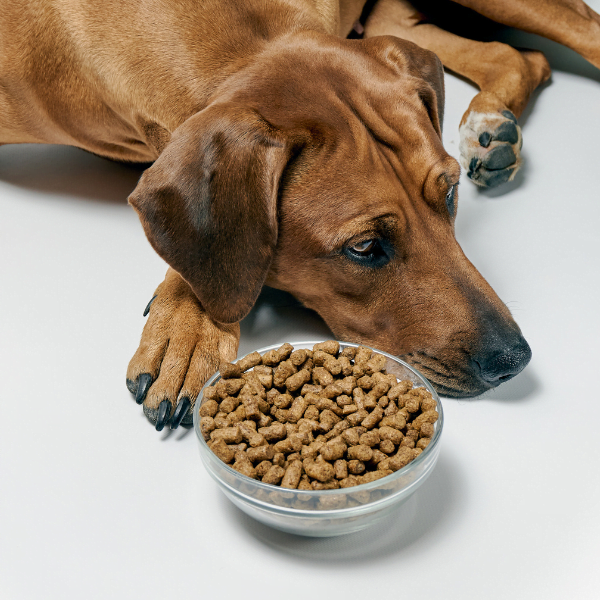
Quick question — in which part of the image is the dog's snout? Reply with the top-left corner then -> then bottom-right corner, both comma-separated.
472,335 -> 532,385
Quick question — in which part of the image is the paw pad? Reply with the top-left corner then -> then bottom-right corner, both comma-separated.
459,110 -> 522,188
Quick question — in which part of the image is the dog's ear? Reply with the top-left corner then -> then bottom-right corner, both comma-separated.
128,104 -> 295,324
362,36 -> 445,136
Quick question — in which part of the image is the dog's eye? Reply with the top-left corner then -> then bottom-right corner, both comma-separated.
344,239 -> 391,267
446,184 -> 457,217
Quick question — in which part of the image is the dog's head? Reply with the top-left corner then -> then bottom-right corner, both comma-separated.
129,33 -> 531,397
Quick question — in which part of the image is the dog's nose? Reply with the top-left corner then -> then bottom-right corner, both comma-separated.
472,336 -> 532,385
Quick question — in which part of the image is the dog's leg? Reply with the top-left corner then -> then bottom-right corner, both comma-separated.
363,0 -> 551,187
452,0 -> 600,69
126,269 -> 239,430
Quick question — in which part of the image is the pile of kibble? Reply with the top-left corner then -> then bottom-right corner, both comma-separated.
198,341 -> 438,491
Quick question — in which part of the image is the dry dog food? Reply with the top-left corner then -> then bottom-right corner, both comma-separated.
199,341 -> 438,491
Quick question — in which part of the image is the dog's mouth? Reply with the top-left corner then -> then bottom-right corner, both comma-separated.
400,352 -> 491,397
324,322 -> 532,398
399,351 -> 488,398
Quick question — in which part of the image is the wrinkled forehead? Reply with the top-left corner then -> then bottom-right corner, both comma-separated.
229,32 -> 445,162
345,80 -> 448,184
283,99 -> 454,219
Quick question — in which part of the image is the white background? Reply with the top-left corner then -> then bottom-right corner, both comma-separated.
2,10 -> 600,600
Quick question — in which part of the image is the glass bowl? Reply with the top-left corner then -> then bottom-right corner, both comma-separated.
193,341 -> 443,537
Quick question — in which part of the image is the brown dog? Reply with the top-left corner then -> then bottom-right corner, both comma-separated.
2,0 -> 598,429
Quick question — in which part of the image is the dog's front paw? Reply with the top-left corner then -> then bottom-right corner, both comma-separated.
459,109 -> 522,188
126,269 -> 239,431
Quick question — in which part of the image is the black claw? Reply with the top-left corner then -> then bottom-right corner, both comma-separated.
478,131 -> 492,148
155,400 -> 171,431
143,295 -> 157,317
482,145 -> 516,170
494,121 -> 519,144
170,397 -> 192,430
135,373 -> 152,404
469,156 -> 479,171
468,156 -> 481,178
501,110 -> 518,123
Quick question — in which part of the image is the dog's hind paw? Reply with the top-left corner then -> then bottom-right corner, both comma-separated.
459,110 -> 522,188
126,269 -> 240,431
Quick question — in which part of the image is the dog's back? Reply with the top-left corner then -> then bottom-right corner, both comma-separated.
0,0 -> 353,160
